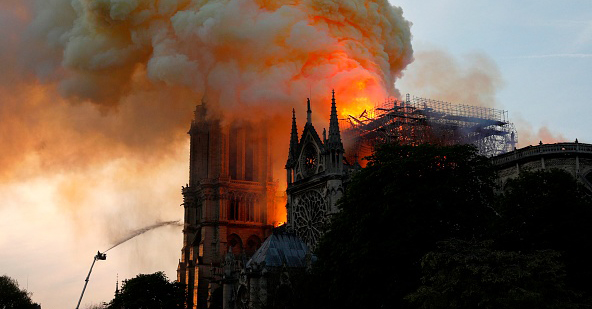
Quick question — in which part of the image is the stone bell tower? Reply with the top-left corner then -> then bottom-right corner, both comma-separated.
285,90 -> 347,249
177,99 -> 277,309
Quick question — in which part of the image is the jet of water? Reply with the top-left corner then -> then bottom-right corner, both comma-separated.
103,220 -> 182,253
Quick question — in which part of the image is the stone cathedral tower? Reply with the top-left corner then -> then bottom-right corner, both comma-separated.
285,90 -> 347,249
177,100 -> 277,309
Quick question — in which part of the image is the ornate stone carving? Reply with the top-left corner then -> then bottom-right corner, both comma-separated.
292,190 -> 328,248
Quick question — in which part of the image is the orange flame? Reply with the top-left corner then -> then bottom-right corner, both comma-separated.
341,97 -> 373,119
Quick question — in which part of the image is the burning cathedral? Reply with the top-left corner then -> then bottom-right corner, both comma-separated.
178,91 -> 353,309
177,88 -> 529,308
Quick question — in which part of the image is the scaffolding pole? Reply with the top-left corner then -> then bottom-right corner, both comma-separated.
343,94 -> 518,162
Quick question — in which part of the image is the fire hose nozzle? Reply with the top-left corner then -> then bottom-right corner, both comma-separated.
95,251 -> 107,260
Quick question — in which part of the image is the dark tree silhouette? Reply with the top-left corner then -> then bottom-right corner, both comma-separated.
0,275 -> 40,309
288,146 -> 592,308
105,272 -> 185,309
407,239 -> 576,309
309,143 -> 498,309
494,169 -> 592,297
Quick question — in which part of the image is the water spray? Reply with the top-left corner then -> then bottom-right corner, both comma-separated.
103,220 -> 182,253
74,220 -> 182,308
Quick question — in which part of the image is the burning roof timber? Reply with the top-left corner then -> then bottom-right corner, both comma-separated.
342,94 -> 518,160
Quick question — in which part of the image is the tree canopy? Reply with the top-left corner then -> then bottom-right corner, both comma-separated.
0,275 -> 40,309
105,272 -> 184,309
494,169 -> 592,293
295,143 -> 592,308
309,143 -> 499,308
407,239 -> 576,309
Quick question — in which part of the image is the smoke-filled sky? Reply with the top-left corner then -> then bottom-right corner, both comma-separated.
396,0 -> 592,144
1,1 -> 591,308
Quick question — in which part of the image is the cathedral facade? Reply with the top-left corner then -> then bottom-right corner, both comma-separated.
179,91 -> 352,309
177,102 -> 278,309
285,90 -> 349,249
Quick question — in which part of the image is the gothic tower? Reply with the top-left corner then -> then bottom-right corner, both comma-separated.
178,100 -> 277,309
285,90 -> 346,249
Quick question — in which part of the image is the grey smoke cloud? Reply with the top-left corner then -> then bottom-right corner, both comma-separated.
399,49 -> 503,108
23,0 -> 413,110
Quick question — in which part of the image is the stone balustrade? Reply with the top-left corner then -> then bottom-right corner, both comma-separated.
492,142 -> 592,166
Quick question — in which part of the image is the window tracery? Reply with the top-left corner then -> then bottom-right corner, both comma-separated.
292,190 -> 327,248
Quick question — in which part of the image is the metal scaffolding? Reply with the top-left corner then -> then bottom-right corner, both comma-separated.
342,94 -> 517,161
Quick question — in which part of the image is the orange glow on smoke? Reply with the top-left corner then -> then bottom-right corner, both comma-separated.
2,0 -> 414,265
357,80 -> 366,91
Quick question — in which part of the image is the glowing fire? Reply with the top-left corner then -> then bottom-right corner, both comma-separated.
357,81 -> 366,91
330,75 -> 387,121
340,97 -> 374,119
272,193 -> 288,226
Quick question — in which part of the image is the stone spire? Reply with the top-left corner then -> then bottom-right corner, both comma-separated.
306,98 -> 312,125
327,89 -> 344,151
115,274 -> 119,297
288,108 -> 299,162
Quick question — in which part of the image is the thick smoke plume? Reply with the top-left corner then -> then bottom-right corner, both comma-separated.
2,0 -> 415,230
27,0 -> 413,112
3,0 -> 414,181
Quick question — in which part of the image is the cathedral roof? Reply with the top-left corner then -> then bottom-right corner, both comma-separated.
246,232 -> 310,269
286,99 -> 326,169
296,122 -> 325,156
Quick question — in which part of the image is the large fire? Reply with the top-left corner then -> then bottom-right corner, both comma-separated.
341,96 -> 374,119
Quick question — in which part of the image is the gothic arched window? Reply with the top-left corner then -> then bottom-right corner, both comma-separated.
247,199 -> 255,222
246,235 -> 262,256
292,190 -> 327,248
229,198 -> 239,221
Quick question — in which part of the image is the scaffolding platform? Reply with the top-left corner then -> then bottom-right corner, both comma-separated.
342,94 -> 517,162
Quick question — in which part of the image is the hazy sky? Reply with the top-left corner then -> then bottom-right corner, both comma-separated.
1,1 -> 591,309
395,0 -> 592,144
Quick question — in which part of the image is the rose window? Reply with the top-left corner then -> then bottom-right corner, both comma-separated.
293,190 -> 327,248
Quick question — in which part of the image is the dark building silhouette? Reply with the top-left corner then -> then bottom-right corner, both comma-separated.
285,90 -> 352,249
177,99 -> 278,309
179,91 -> 354,309
179,92 -> 591,309
492,140 -> 592,191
